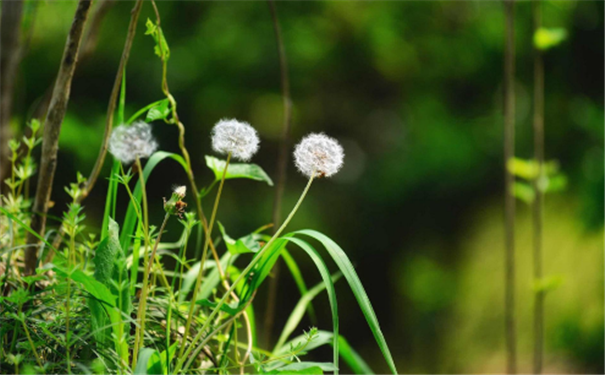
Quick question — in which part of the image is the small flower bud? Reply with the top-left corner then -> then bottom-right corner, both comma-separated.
211,119 -> 260,161
164,185 -> 187,218
293,133 -> 344,178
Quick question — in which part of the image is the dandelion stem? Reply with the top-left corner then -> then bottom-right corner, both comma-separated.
175,172 -> 316,373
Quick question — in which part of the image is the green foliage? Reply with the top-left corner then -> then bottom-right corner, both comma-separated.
295,230 -> 398,374
218,221 -> 262,254
145,18 -> 170,61
204,155 -> 274,191
534,27 -> 568,50
146,99 -> 171,122
508,157 -> 568,204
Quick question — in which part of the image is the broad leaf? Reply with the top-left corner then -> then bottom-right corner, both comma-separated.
217,222 -> 261,254
205,155 -> 273,186
146,99 -> 170,122
134,348 -> 163,375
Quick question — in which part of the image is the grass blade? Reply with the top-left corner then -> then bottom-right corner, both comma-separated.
295,230 -> 398,374
282,249 -> 317,324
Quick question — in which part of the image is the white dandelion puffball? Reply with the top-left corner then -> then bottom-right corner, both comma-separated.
109,121 -> 158,164
211,119 -> 260,161
294,133 -> 344,178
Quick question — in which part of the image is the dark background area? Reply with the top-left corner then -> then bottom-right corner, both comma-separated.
4,1 -> 604,373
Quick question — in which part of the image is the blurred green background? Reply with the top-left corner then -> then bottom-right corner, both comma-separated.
6,1 -> 604,373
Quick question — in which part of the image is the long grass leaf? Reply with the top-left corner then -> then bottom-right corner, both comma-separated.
295,230 -> 398,374
282,249 -> 317,324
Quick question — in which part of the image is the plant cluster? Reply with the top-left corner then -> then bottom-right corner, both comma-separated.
0,8 -> 396,375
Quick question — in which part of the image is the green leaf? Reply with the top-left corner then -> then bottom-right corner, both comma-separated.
196,298 -> 241,316
534,27 -> 567,50
217,222 -> 261,254
295,230 -> 398,374
282,249 -> 317,324
268,366 -> 323,374
97,218 -> 132,314
544,174 -> 567,193
533,275 -> 565,293
338,335 -> 374,374
54,267 -> 116,307
145,99 -> 170,122
276,330 -> 333,357
134,348 -> 163,375
145,18 -> 170,61
205,155 -> 273,186
270,362 -> 335,374
101,160 -> 120,239
117,68 -> 126,125
271,238 -> 340,374
273,269 -> 341,354
119,151 -> 188,293
513,181 -> 535,204
507,157 -> 538,180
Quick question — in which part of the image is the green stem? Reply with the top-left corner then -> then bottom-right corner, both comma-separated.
178,153 -> 232,361
175,172 -> 316,373
19,305 -> 43,369
532,0 -> 545,373
132,157 -> 151,368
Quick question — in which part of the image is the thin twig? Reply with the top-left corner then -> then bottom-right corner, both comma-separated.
532,0 -> 545,373
24,0 -> 93,275
44,0 -> 144,264
503,1 -> 517,373
265,0 -> 293,344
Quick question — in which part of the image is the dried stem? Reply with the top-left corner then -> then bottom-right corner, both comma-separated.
265,0 -> 293,344
24,0 -> 93,275
44,0 -> 144,264
532,0 -> 545,373
503,1 -> 517,373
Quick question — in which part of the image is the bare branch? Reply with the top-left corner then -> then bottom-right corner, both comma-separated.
24,0 -> 93,275
44,0 -> 144,264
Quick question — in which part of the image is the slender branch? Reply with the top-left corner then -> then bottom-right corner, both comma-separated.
44,0 -> 144,264
29,0 -> 115,127
532,1 -> 545,373
24,0 -> 93,275
81,0 -> 142,199
503,1 -> 517,373
0,0 -> 24,196
265,0 -> 293,344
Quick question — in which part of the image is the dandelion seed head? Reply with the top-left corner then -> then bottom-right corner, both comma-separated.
173,185 -> 186,199
109,121 -> 158,164
211,119 -> 260,161
293,133 -> 344,178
